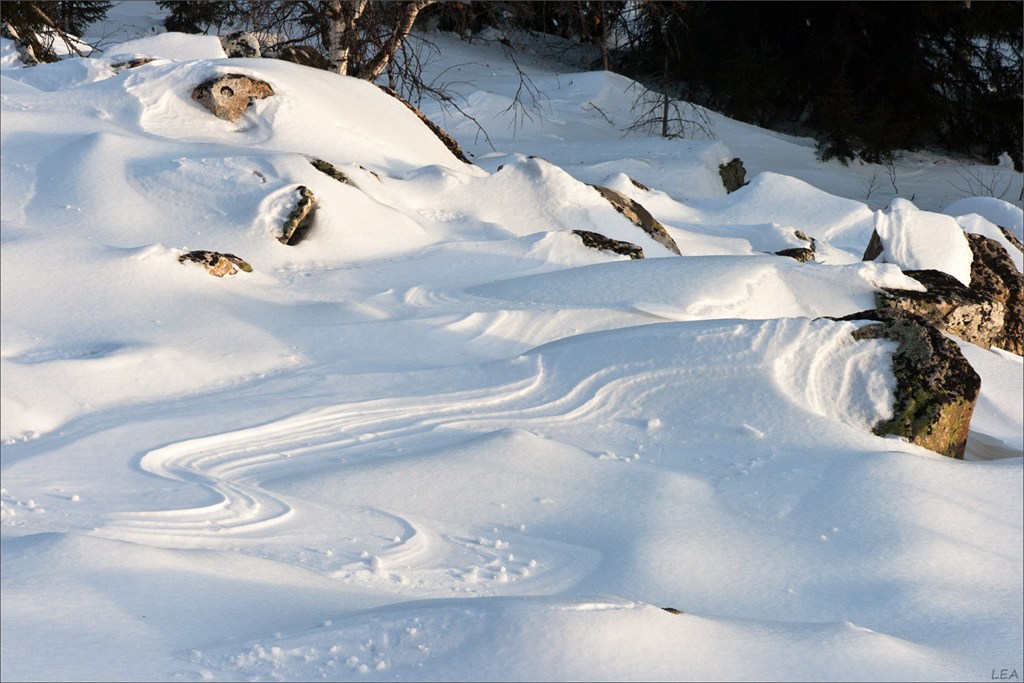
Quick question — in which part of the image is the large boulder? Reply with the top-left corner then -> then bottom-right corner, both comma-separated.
572,230 -> 644,259
191,74 -> 274,122
590,185 -> 681,255
843,310 -> 981,459
877,269 -> 1005,351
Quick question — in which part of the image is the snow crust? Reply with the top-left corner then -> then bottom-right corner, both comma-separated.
1,16 -> 1022,683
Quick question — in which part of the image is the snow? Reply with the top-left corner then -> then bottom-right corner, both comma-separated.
2,10 -> 1022,683
872,198 -> 976,286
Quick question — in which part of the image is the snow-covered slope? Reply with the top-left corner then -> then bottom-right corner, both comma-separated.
1,26 -> 1021,683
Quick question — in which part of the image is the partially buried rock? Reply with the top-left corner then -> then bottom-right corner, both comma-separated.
842,309 -> 980,459
775,230 -> 816,262
279,186 -> 317,245
220,32 -> 261,58
268,45 -> 331,71
178,250 -> 252,277
877,269 -> 1005,351
192,74 -> 274,122
308,158 -> 354,186
590,185 -> 681,255
378,85 -> 473,165
572,230 -> 644,259
719,158 -> 748,194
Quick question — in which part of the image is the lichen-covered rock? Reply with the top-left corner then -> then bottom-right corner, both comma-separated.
220,32 -> 261,58
776,230 -> 816,262
110,57 -> 154,71
279,186 -> 316,245
862,228 -> 884,262
999,226 -> 1024,254
966,232 -> 1023,354
877,269 -> 1005,350
378,86 -> 473,165
628,177 -> 650,191
178,250 -> 252,277
191,74 -> 274,122
843,309 -> 980,459
572,230 -> 645,259
309,158 -> 354,186
719,158 -> 748,193
590,185 -> 681,255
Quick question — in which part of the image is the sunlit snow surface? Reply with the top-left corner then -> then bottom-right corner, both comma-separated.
1,22 -> 1022,683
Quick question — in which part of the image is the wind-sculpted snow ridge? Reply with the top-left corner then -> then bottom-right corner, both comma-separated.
97,318 -> 899,596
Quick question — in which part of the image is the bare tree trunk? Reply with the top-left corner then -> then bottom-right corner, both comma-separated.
355,0 -> 435,81
325,0 -> 368,75
599,1 -> 609,71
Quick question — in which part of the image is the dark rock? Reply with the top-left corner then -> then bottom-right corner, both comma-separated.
220,32 -> 261,58
629,177 -> 650,191
279,186 -> 316,245
776,230 -> 816,262
842,309 -> 981,459
862,228 -> 884,261
191,74 -> 274,122
309,158 -> 354,186
590,185 -> 681,255
877,269 -> 1005,350
661,607 -> 685,615
378,85 -> 473,165
572,230 -> 645,259
269,45 -> 330,70
718,158 -> 748,193
178,250 -> 252,277
965,232 -> 1023,355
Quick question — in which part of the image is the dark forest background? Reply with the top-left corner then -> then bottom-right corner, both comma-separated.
3,1 -> 1022,171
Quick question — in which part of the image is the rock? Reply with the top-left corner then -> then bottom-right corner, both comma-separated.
877,269 -> 1005,350
378,86 -> 473,165
191,74 -> 274,122
110,57 -> 154,71
178,250 -> 252,277
220,32 -> 261,58
661,607 -> 685,615
843,309 -> 980,459
999,225 -> 1024,254
269,45 -> 331,70
590,185 -> 681,255
719,158 -> 748,193
279,186 -> 316,245
862,228 -> 884,261
309,158 -> 354,186
965,232 -> 1023,354
628,177 -> 650,191
572,230 -> 645,259
775,230 -> 816,262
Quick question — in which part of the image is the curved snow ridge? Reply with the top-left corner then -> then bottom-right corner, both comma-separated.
773,318 -> 898,431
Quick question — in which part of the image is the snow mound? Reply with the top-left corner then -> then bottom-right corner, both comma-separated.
873,198 -> 975,286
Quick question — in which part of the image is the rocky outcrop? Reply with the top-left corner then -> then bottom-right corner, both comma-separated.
378,86 -> 473,165
590,185 -> 681,255
965,232 -> 1023,354
719,158 -> 748,193
572,230 -> 645,259
309,158 -> 354,186
1000,226 -> 1024,253
843,309 -> 981,459
220,32 -> 261,58
191,74 -> 274,122
279,186 -> 316,245
178,250 -> 252,277
877,269 -> 1005,351
268,45 -> 331,70
775,230 -> 816,262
